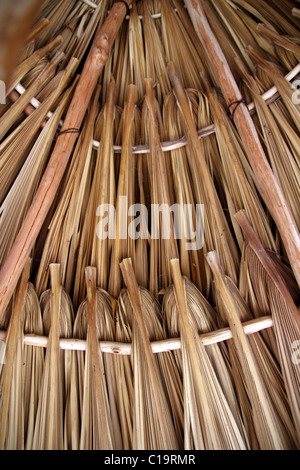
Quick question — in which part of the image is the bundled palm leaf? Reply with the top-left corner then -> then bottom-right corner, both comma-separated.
0,81 -> 75,267
207,249 -> 298,449
0,0 -> 299,452
235,210 -> 300,447
0,259 -> 44,450
0,57 -> 78,205
68,267 -> 121,450
166,259 -> 248,449
120,258 -> 182,450
108,84 -> 140,298
168,62 -> 240,284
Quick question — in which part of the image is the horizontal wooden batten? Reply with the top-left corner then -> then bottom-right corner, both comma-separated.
0,314 -> 274,354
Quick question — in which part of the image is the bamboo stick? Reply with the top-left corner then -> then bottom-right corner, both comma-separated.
184,0 -> 300,287
0,0 -> 132,323
0,314 -> 274,354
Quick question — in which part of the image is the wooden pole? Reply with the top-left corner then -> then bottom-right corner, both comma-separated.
184,0 -> 300,288
0,0 -> 132,322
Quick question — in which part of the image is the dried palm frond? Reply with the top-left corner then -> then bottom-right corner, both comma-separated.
206,250 -> 298,449
213,248 -> 298,447
6,36 -> 62,96
128,2 -> 146,102
235,210 -> 300,445
0,51 -> 65,141
168,62 -> 240,284
185,0 -> 300,287
247,47 -> 300,133
113,288 -> 134,450
34,0 -> 78,50
23,283 -> 44,450
108,84 -> 139,298
163,275 -> 249,444
160,0 -> 205,91
0,0 -> 42,92
0,58 -> 78,204
241,70 -> 300,232
0,81 -> 75,267
90,82 -> 116,290
73,84 -> 120,306
205,82 -> 277,252
204,0 -> 259,76
141,78 -> 179,297
120,258 -> 182,450
0,260 -> 44,450
162,91 -> 206,294
0,1 -> 131,322
32,264 -> 73,449
71,0 -> 111,68
141,1 -> 171,101
168,258 -> 248,450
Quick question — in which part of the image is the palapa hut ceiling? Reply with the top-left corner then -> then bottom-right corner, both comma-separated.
0,0 -> 299,452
